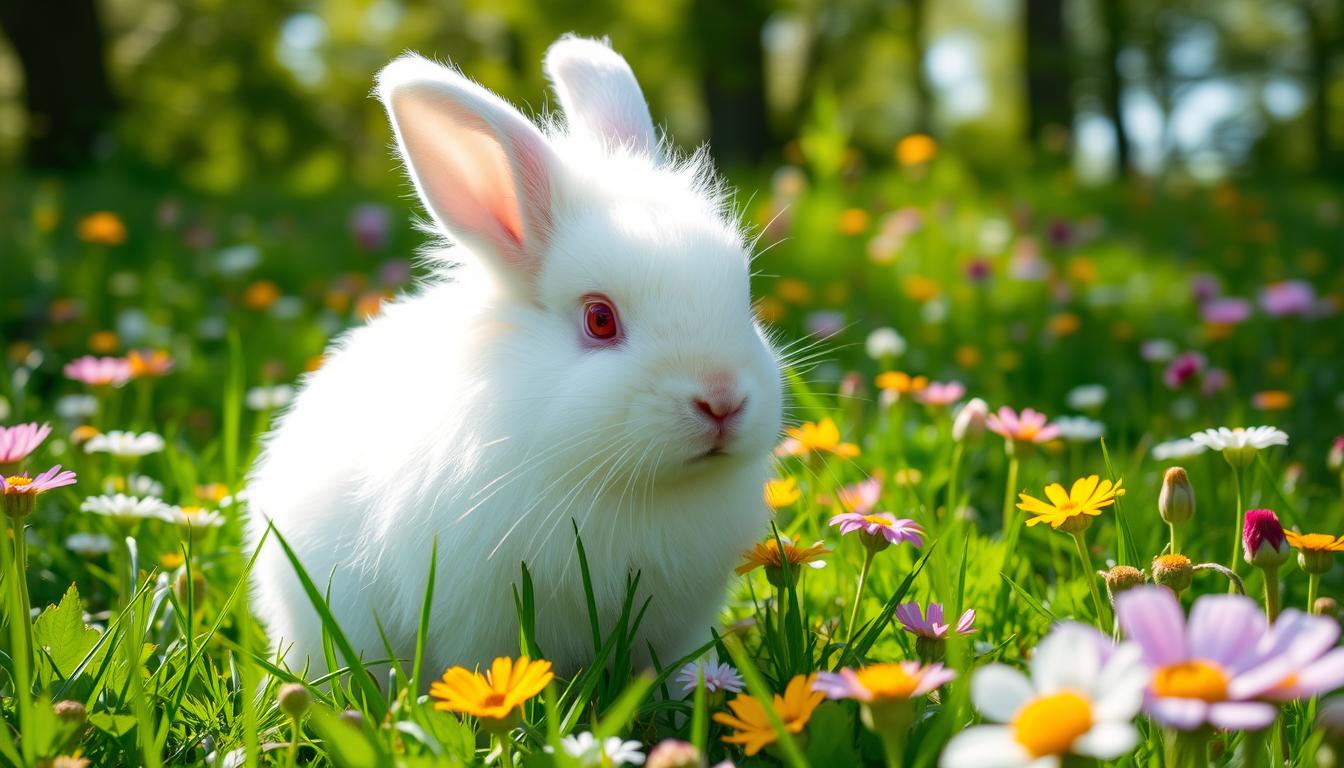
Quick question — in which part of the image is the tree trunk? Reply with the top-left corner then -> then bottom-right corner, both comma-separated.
0,0 -> 117,170
1101,0 -> 1130,174
1302,1 -> 1340,175
1023,0 -> 1072,148
909,0 -> 932,133
690,0 -> 771,165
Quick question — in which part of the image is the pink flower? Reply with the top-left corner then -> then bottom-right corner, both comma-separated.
837,477 -> 882,514
0,423 -> 52,465
1201,297 -> 1252,325
986,406 -> 1060,444
1162,352 -> 1205,390
64,356 -> 133,387
2,465 -> 77,517
814,661 -> 955,702
894,602 -> 976,639
1118,586 -> 1344,731
828,511 -> 924,547
1260,280 -> 1317,317
1243,509 -> 1289,569
915,381 -> 966,407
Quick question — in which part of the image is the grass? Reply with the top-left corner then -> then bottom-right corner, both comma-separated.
0,154 -> 1342,766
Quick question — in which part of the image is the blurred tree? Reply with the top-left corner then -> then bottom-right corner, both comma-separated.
0,0 -> 117,169
1297,0 -> 1342,173
1100,0 -> 1131,173
689,0 -> 772,164
1024,0 -> 1071,150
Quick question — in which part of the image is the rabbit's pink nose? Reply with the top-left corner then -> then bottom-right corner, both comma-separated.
693,395 -> 746,426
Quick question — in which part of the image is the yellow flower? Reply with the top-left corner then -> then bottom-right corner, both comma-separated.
1049,312 -> 1081,337
713,674 -> 823,756
88,331 -> 120,354
1285,531 -> 1344,553
429,656 -> 553,731
896,134 -> 938,167
775,418 -> 860,459
874,371 -> 928,395
160,552 -> 185,569
1017,475 -> 1124,531
128,350 -> 174,379
735,535 -> 830,576
775,278 -> 812,304
838,208 -> 870,235
903,275 -> 941,303
243,280 -> 281,311
78,212 -> 126,245
764,477 -> 801,511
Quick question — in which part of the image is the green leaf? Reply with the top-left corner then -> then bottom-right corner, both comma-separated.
33,584 -> 104,684
89,711 -> 139,737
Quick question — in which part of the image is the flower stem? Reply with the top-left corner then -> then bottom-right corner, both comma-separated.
1309,572 -> 1321,614
1237,727 -> 1269,768
287,717 -> 300,768
879,728 -> 905,768
1229,463 -> 1243,590
945,442 -> 964,524
1071,531 -> 1109,631
1163,729 -> 1209,767
1262,565 -> 1280,621
845,548 -> 877,646
1001,454 -> 1020,536
495,735 -> 515,768
3,517 -> 35,764
1168,521 -> 1178,555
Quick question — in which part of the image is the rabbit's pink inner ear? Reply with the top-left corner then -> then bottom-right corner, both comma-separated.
393,89 -> 551,279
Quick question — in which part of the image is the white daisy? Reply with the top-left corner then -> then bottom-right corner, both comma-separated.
1151,438 -> 1208,462
939,622 -> 1148,768
864,327 -> 907,360
1190,426 -> 1289,468
1065,384 -> 1108,411
245,385 -> 294,412
64,532 -> 113,556
84,430 -> 165,458
161,506 -> 225,528
675,657 -> 745,695
547,732 -> 645,767
80,494 -> 173,523
104,473 -> 165,498
55,394 -> 99,420
1053,416 -> 1105,443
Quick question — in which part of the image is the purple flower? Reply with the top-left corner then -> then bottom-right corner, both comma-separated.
828,511 -> 924,547
1201,297 -> 1252,325
1117,586 -> 1344,731
805,311 -> 845,339
675,659 -> 744,694
1162,352 -> 1206,390
349,203 -> 390,251
1201,367 -> 1230,396
964,258 -> 993,283
1189,272 -> 1222,304
894,602 -> 976,639
0,423 -> 52,465
1260,280 -> 1317,318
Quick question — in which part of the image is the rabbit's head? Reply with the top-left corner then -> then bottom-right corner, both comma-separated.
376,36 -> 780,486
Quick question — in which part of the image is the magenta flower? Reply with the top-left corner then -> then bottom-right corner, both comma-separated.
1162,352 -> 1205,390
2,465 -> 77,517
1201,297 -> 1252,325
915,381 -> 966,407
1243,509 -> 1289,569
1117,586 -> 1344,731
986,406 -> 1060,444
64,356 -> 133,387
894,602 -> 976,639
0,423 -> 52,465
837,477 -> 882,514
828,511 -> 924,547
1260,280 -> 1317,318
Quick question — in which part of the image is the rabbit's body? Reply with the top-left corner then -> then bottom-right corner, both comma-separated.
247,37 -> 780,681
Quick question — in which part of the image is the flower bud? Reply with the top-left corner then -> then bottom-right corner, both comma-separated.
1104,565 -> 1146,604
339,709 -> 365,727
1330,436 -> 1344,473
52,700 -> 87,725
1151,554 -> 1194,593
278,683 -> 311,720
2,489 -> 36,519
1315,596 -> 1339,619
952,398 -> 989,442
647,740 -> 701,768
1243,509 -> 1290,569
1158,467 -> 1194,526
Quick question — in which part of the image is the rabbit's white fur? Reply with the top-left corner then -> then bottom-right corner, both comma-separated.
246,36 -> 781,682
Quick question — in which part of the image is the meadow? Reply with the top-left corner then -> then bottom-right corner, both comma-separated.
2,142 -> 1343,767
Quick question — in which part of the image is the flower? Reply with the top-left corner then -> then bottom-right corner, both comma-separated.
162,506 -> 226,529
64,532 -> 113,557
1252,390 -> 1293,411
645,740 -> 699,768
736,536 -> 830,586
952,398 -> 989,442
1158,467 -> 1195,526
1260,280 -> 1318,317
1053,416 -> 1105,442
865,327 -> 906,360
875,371 -> 928,396
1201,297 -> 1252,325
429,656 -> 553,731
1285,530 -> 1344,574
895,602 -> 976,639
80,494 -> 173,523
245,385 -> 294,411
106,473 -> 165,498
1066,384 -> 1108,411
1243,509 -> 1290,569
828,511 -> 924,551
915,381 -> 966,407
763,477 -> 801,511
1329,436 -> 1344,472
55,395 -> 99,421
549,732 -> 645,767
78,211 -> 127,245
814,662 -> 954,728
1140,339 -> 1178,363
84,430 -> 165,458
127,349 -> 174,379
1151,554 -> 1194,593
1162,352 -> 1206,390
939,623 -> 1147,767
1190,426 -> 1289,468
0,422 -> 52,466
64,355 -> 132,387
2,465 -> 77,517
713,674 -> 823,756
278,683 -> 312,719
774,418 -> 859,459
987,407 -> 1060,446
897,134 -> 938,166
1151,438 -> 1207,462
675,658 -> 744,695
1117,586 -> 1344,730
1017,476 -> 1124,532
1104,566 -> 1146,601
836,477 -> 881,514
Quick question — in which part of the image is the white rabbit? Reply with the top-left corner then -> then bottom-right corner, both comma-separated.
245,35 -> 781,682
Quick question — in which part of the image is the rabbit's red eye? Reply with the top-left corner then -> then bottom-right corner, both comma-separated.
583,298 -> 620,342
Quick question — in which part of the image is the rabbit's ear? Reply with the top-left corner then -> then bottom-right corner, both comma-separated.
544,35 -> 657,156
378,54 -> 557,290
